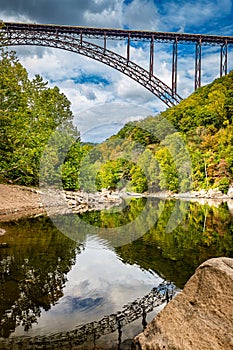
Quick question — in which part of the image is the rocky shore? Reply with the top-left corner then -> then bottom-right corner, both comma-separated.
133,257 -> 233,350
146,186 -> 233,200
0,184 -> 45,222
173,186 -> 233,200
1,183 -> 233,222
0,184 -> 122,222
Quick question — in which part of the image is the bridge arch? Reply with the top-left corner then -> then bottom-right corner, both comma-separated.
0,24 -> 182,108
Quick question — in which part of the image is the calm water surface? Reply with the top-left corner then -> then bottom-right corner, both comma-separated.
0,198 -> 233,348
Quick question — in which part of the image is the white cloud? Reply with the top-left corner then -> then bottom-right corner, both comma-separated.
83,0 -> 123,28
74,101 -> 154,142
160,0 -> 233,33
123,0 -> 160,30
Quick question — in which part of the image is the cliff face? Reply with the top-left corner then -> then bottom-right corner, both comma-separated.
133,257 -> 233,350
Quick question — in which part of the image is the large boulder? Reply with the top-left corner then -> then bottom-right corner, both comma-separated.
133,257 -> 233,350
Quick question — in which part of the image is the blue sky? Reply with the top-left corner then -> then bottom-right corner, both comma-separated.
0,0 -> 233,142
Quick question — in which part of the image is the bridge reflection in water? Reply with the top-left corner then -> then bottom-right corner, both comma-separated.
0,282 -> 175,349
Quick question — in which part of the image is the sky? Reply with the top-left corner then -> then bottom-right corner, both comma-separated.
1,0 -> 233,142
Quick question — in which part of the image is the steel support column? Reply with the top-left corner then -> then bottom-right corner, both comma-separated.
172,37 -> 178,96
195,38 -> 202,90
149,35 -> 154,79
103,32 -> 106,53
220,39 -> 228,77
127,34 -> 130,63
80,30 -> 83,46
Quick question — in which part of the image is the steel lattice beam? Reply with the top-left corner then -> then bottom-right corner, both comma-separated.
0,24 -> 182,107
0,22 -> 233,107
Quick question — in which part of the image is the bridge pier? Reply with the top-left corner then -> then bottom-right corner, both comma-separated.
172,37 -> 178,96
80,30 -> 83,46
195,38 -> 202,90
220,39 -> 228,77
149,35 -> 154,79
103,32 -> 107,54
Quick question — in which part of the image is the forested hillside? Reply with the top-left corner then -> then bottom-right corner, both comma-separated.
1,48 -> 233,194
162,72 -> 233,192
85,71 -> 233,194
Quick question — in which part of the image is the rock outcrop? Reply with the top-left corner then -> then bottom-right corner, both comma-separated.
133,257 -> 233,350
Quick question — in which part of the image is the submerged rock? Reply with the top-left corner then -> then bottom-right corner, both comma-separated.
227,186 -> 233,199
0,228 -> 6,236
0,242 -> 9,248
133,257 -> 233,350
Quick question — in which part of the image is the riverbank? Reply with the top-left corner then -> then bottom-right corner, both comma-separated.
0,184 -> 122,222
1,184 -> 233,222
0,184 -> 45,222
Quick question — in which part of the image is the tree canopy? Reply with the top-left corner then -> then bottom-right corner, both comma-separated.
84,71 -> 233,193
0,49 -> 79,186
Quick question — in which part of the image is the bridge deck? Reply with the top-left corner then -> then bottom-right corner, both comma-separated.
2,22 -> 233,45
1,21 -> 232,107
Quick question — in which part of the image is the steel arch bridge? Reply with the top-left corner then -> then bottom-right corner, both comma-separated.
1,22 -> 233,107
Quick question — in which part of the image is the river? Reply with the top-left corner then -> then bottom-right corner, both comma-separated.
0,197 -> 232,348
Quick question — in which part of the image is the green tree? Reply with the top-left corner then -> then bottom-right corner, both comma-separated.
0,49 -> 78,186
130,165 -> 148,193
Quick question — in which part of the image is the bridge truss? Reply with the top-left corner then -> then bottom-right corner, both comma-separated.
1,22 -> 233,107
